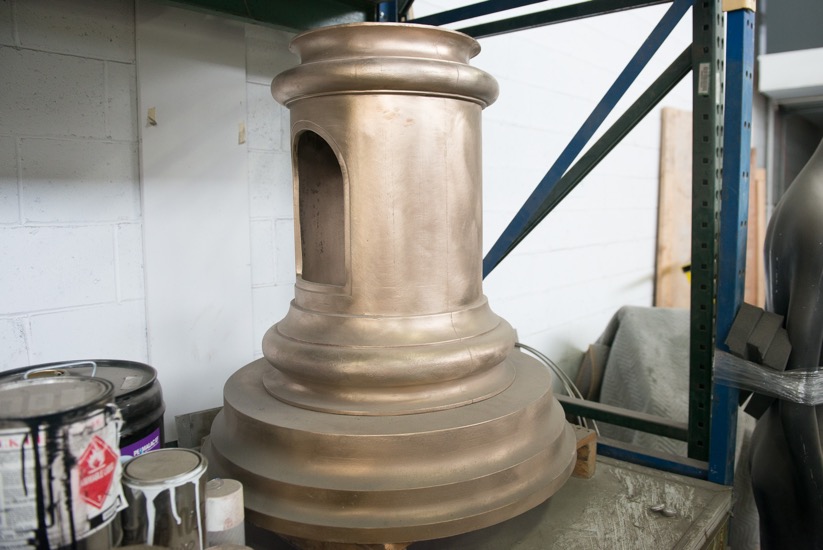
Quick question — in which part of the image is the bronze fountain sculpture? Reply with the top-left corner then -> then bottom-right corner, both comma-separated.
204,23 -> 576,545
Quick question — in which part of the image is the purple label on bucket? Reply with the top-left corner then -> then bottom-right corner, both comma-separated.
121,428 -> 161,457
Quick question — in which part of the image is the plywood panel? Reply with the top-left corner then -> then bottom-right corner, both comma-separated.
655,107 -> 692,308
745,151 -> 767,307
137,2 -> 253,440
656,109 -> 766,310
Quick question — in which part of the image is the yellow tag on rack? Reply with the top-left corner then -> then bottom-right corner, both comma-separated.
722,0 -> 756,12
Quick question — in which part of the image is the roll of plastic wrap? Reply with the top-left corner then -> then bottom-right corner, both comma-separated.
206,479 -> 245,547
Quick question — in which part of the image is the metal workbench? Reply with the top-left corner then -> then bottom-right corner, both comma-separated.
414,457 -> 731,550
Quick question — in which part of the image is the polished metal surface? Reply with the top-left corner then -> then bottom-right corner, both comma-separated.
204,22 -> 575,544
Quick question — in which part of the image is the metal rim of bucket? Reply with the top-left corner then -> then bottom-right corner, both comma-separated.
123,448 -> 208,488
0,376 -> 115,423
1,359 -> 165,441
2,359 -> 157,396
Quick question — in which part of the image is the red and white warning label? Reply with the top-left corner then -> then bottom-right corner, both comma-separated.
78,435 -> 119,509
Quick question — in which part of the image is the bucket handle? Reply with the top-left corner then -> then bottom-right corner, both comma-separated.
23,360 -> 98,379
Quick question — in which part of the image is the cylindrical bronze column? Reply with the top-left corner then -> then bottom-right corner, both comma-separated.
263,23 -> 514,415
204,23 -> 576,544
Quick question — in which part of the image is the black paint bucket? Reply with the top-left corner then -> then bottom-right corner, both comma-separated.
0,376 -> 127,548
0,360 -> 165,457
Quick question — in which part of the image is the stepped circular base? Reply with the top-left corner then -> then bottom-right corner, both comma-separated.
203,351 -> 575,544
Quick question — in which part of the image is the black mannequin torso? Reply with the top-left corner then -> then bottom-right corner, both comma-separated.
750,138 -> 823,549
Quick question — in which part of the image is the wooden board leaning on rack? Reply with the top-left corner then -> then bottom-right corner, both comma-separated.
655,107 -> 766,308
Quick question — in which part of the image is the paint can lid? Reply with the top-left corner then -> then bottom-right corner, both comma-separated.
123,448 -> 208,487
1,359 -> 158,399
0,376 -> 114,421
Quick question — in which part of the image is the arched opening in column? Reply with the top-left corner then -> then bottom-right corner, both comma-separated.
296,131 -> 346,286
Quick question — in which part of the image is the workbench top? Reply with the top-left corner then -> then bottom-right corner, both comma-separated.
247,456 -> 732,550
413,456 -> 731,550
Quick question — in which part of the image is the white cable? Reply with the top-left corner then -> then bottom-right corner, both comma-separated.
516,342 -> 600,435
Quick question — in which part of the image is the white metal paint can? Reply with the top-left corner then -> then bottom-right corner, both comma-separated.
0,376 -> 126,549
121,448 -> 208,550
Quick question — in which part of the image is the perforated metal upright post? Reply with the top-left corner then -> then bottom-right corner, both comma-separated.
689,0 -> 726,461
709,0 -> 756,485
377,1 -> 398,21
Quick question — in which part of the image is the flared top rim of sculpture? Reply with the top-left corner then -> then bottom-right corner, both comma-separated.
290,22 -> 481,63
272,22 -> 499,107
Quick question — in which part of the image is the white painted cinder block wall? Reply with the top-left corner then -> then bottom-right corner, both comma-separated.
0,0 -> 691,438
0,0 -> 146,366
0,0 -> 299,439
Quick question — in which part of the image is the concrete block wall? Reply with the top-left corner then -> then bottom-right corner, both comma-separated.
414,1 -> 693,377
0,0 -> 147,368
0,0 -> 299,433
244,23 -> 298,358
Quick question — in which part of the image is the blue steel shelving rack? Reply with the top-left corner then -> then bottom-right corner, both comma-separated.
404,0 -> 757,486
177,0 -> 756,486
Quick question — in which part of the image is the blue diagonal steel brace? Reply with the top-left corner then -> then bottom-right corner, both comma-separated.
411,0 -> 547,26
482,0 -> 692,278
709,6 -> 756,485
505,47 -> 692,251
458,0 -> 673,38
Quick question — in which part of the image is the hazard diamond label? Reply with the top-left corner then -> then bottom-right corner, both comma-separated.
78,435 -> 118,509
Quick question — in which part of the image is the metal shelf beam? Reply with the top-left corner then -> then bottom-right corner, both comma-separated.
411,0 -> 548,27
413,0 -> 672,37
458,0 -> 673,38
161,0 -> 378,31
557,395 -> 689,441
